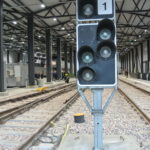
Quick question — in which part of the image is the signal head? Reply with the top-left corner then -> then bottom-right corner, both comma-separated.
97,40 -> 116,60
97,19 -> 115,41
78,46 -> 94,64
78,0 -> 97,19
82,4 -> 94,17
78,67 -> 95,83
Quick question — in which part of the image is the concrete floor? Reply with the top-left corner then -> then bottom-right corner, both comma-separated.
58,134 -> 140,150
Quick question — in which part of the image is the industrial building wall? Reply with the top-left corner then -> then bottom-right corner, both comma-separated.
120,38 -> 150,80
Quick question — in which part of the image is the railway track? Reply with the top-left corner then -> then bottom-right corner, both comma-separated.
118,80 -> 150,124
0,84 -> 79,150
0,83 -> 76,123
119,78 -> 150,95
0,82 -> 75,106
29,88 -> 150,150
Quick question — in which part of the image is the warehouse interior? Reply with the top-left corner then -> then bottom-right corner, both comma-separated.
0,1 -> 149,150
0,0 -> 150,92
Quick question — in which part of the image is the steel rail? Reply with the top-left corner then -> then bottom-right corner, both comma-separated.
0,82 -> 75,106
17,91 -> 80,150
0,84 -> 76,123
119,79 -> 150,95
118,88 -> 150,124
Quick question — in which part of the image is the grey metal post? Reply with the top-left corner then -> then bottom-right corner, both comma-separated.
46,29 -> 52,82
93,89 -> 103,150
56,38 -> 62,79
126,54 -> 128,70
125,55 -> 126,70
122,57 -> 124,71
73,50 -> 76,76
147,40 -> 150,73
7,50 -> 9,64
70,46 -> 73,74
64,42 -> 68,73
0,0 -> 5,92
128,52 -> 131,73
27,14 -> 35,85
127,54 -> 129,72
123,56 -> 125,71
17,52 -> 21,63
132,49 -> 134,73
124,56 -> 126,71
135,47 -> 138,73
141,43 -> 143,74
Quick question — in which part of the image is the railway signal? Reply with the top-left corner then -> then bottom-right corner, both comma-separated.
77,19 -> 117,88
76,0 -> 117,150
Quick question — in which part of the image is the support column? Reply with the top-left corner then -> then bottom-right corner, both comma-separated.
128,52 -> 131,73
64,42 -> 68,73
17,52 -> 21,63
147,39 -> 150,73
141,43 -> 143,74
132,49 -> 134,73
70,45 -> 73,74
73,50 -> 76,76
126,53 -> 128,72
7,50 -> 9,64
125,55 -> 126,70
120,56 -> 122,70
122,56 -> 124,71
27,14 -> 35,85
135,47 -> 138,73
46,29 -> 52,82
124,56 -> 126,71
56,38 -> 62,79
0,0 -> 5,92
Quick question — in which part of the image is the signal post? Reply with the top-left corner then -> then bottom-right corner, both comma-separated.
58,0 -> 139,150
77,0 -> 117,150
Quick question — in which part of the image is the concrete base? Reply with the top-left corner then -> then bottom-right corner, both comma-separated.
57,134 -> 140,150
0,91 -> 8,96
30,143 -> 54,150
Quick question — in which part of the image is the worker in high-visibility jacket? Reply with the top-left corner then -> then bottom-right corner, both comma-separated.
64,73 -> 70,83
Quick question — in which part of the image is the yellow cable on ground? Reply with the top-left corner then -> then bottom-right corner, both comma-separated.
60,124 -> 70,144
50,121 -> 55,126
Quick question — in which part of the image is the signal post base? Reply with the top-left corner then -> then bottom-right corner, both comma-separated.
57,134 -> 140,150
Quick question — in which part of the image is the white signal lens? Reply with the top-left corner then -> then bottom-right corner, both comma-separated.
82,69 -> 94,82
82,52 -> 93,64
100,46 -> 111,58
82,4 -> 94,17
100,29 -> 111,40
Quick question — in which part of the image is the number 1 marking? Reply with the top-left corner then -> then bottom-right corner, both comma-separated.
103,2 -> 107,10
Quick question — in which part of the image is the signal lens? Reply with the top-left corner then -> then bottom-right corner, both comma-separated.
79,46 -> 94,64
99,29 -> 111,40
82,51 -> 93,64
100,46 -> 111,59
82,4 -> 94,17
97,19 -> 115,41
81,69 -> 95,82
